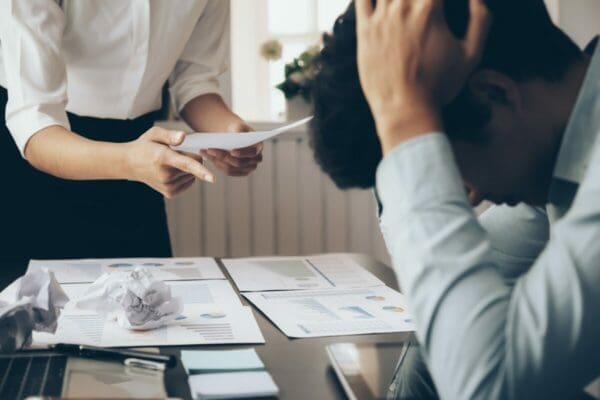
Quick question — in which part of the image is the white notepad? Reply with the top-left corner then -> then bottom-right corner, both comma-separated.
188,371 -> 279,399
181,348 -> 265,374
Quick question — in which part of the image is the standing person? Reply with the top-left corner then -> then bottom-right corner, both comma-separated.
0,1 -> 263,260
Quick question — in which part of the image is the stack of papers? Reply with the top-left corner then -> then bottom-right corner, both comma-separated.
223,254 -> 414,338
183,349 -> 279,399
27,258 -> 265,347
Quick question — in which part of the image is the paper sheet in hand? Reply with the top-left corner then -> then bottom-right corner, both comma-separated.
28,257 -> 225,284
32,304 -> 264,347
223,254 -> 385,292
243,286 -> 414,338
173,116 -> 313,152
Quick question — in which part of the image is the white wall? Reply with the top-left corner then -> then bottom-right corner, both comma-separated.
230,0 -> 269,120
546,0 -> 600,48
558,0 -> 600,48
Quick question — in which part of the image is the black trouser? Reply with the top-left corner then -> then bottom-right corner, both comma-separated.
0,87 -> 172,261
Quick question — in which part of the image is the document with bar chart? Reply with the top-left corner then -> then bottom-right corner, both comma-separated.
223,254 -> 385,292
60,280 -> 243,308
32,279 -> 263,347
33,304 -> 264,348
243,286 -> 414,338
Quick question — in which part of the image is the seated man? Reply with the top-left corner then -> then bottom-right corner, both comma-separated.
310,0 -> 600,398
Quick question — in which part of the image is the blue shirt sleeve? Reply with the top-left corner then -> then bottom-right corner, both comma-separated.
376,133 -> 600,399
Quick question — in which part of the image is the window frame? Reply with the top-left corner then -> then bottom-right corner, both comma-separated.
231,0 -> 341,121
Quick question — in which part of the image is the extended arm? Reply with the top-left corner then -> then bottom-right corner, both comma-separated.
172,0 -> 262,177
0,0 -> 213,197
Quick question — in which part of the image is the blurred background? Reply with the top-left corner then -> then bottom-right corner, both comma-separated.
162,0 -> 600,265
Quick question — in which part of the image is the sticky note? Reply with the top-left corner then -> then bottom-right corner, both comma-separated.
181,348 -> 265,374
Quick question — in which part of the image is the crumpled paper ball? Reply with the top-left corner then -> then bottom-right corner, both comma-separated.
0,268 -> 69,353
75,267 -> 183,331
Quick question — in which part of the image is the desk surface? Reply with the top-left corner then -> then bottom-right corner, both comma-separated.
0,254 -> 410,400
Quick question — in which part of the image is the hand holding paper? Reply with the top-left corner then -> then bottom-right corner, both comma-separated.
200,120 -> 263,178
173,117 -> 313,153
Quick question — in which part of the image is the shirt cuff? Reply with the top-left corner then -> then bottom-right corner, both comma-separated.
375,133 -> 467,215
6,103 -> 71,157
170,79 -> 222,116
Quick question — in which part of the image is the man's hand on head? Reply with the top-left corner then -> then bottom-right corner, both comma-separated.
354,0 -> 492,155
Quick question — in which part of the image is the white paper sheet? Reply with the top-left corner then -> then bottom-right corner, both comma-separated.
223,254 -> 385,292
28,258 -> 225,284
32,304 -> 264,347
61,280 -> 242,308
173,117 -> 313,152
243,286 -> 414,338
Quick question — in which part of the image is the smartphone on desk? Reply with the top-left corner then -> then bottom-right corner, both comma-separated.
327,341 -> 438,400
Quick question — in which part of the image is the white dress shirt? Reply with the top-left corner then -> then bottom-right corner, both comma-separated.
377,43 -> 600,399
0,0 -> 228,155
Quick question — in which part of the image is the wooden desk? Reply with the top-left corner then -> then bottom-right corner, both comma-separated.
0,254 -> 411,400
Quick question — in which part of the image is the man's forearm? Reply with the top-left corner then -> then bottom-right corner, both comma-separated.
181,93 -> 245,133
24,125 -> 129,181
374,103 -> 444,155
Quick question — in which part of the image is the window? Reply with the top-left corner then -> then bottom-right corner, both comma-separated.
231,0 -> 350,121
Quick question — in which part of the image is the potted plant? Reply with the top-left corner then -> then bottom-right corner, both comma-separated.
261,40 -> 319,120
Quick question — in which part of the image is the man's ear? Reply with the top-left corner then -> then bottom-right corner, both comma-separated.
467,70 -> 522,111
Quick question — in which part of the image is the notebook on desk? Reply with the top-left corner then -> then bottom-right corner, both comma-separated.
0,351 -> 168,399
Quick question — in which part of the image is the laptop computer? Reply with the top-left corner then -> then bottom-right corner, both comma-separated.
0,351 -> 168,399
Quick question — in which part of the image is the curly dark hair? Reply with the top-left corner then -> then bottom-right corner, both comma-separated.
309,0 -> 582,189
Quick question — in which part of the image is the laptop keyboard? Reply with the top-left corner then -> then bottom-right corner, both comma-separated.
0,355 -> 67,399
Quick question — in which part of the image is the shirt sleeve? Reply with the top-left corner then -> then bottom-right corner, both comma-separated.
168,0 -> 229,115
376,133 -> 600,399
0,0 -> 70,156
479,204 -> 549,285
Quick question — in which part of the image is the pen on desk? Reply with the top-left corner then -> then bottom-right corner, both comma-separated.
125,357 -> 167,371
51,343 -> 177,368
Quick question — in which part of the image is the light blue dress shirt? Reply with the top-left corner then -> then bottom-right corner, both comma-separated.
376,42 -> 600,399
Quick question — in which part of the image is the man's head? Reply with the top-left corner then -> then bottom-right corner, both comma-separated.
310,0 -> 584,206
